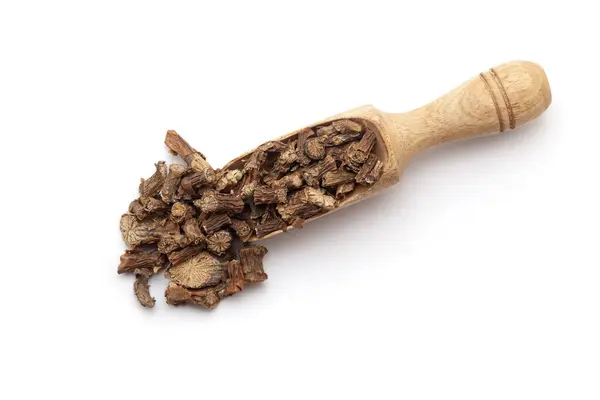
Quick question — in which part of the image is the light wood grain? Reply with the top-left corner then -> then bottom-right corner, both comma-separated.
238,61 -> 552,241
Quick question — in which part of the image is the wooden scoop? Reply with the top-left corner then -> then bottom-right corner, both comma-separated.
226,61 -> 552,241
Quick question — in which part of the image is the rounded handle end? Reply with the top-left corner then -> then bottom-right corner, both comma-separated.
480,61 -> 551,131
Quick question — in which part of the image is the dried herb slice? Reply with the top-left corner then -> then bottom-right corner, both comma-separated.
253,185 -> 287,205
139,161 -> 167,197
194,190 -> 244,214
202,213 -> 232,235
165,130 -> 215,178
118,245 -> 168,274
255,208 -> 286,238
120,215 -> 179,248
230,218 -> 252,242
240,245 -> 268,283
165,252 -> 226,289
206,230 -> 233,255
321,169 -> 356,187
168,244 -> 204,265
355,154 -> 383,185
165,282 -> 222,309
183,218 -> 206,245
133,268 -> 155,308
160,163 -> 187,203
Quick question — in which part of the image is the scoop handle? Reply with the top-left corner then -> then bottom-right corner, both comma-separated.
387,61 -> 552,153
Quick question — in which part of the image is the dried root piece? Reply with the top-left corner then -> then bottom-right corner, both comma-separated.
336,182 -> 355,199
165,252 -> 226,289
230,218 -> 252,242
321,169 -> 356,187
255,208 -> 286,238
168,244 -> 204,265
120,214 -> 178,248
215,169 -> 244,192
194,190 -> 245,214
170,202 -> 196,224
165,130 -> 215,177
158,234 -> 189,254
347,130 -> 376,165
273,143 -> 297,173
296,128 -> 314,166
276,187 -> 335,223
206,230 -> 232,255
180,171 -> 215,196
160,163 -> 187,203
139,196 -> 169,214
302,155 -> 336,187
332,119 -> 363,135
133,268 -> 155,308
253,185 -> 287,205
128,199 -> 150,220
316,125 -> 336,136
139,161 -> 167,197
219,260 -> 245,297
355,154 -> 383,185
165,283 -> 222,309
118,245 -> 168,274
183,218 -> 206,245
304,137 -> 325,160
240,245 -> 268,283
270,171 -> 304,190
319,120 -> 364,147
202,213 -> 231,235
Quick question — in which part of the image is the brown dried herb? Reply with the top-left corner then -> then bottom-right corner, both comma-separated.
230,218 -> 252,242
347,130 -> 376,165
118,245 -> 169,274
128,199 -> 150,221
165,130 -> 215,178
194,190 -> 245,214
202,213 -> 232,235
255,208 -> 285,238
160,163 -> 187,203
336,182 -> 355,199
219,260 -> 245,297
119,119 -> 384,309
139,161 -> 167,197
165,282 -> 222,309
321,169 -> 356,187
158,234 -> 189,254
165,252 -> 226,289
170,202 -> 196,224
296,128 -> 313,166
316,124 -> 336,136
133,268 -> 155,308
182,218 -> 206,245
273,143 -> 297,173
139,196 -> 169,214
206,230 -> 232,255
355,153 -> 383,185
120,215 -> 178,248
215,169 -> 244,192
304,137 -> 326,160
276,187 -> 335,223
240,245 -> 268,283
180,171 -> 215,196
168,244 -> 204,265
301,155 -> 336,187
270,171 -> 304,190
253,185 -> 287,205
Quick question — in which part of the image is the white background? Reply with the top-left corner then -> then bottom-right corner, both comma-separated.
1,1 -> 598,399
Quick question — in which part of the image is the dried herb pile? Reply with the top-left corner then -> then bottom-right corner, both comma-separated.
118,119 -> 383,309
